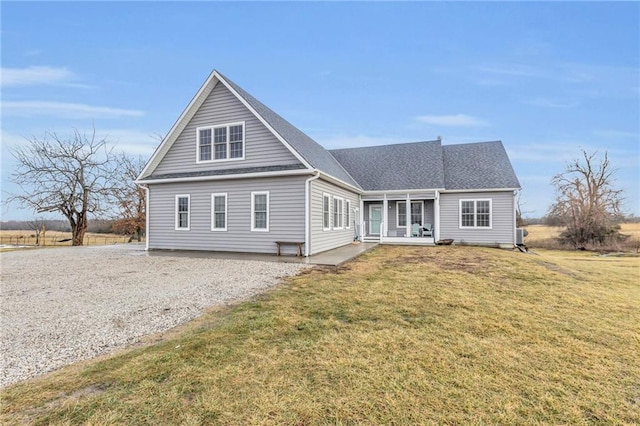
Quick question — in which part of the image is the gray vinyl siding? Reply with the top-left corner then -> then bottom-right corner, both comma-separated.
439,191 -> 515,246
309,178 -> 359,255
154,82 -> 301,175
148,176 -> 307,254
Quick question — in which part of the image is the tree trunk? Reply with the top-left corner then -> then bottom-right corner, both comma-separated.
72,213 -> 88,246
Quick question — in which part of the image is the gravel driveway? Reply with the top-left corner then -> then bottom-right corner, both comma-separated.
0,244 -> 309,387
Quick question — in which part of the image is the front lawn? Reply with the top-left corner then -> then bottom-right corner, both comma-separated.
2,246 -> 638,424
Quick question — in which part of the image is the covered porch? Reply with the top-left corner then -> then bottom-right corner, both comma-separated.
359,191 -> 439,245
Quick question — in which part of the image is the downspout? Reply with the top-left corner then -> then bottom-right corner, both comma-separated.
434,190 -> 440,242
513,190 -> 518,246
304,171 -> 321,256
140,184 -> 150,251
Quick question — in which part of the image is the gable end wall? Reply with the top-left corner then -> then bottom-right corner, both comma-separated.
153,82 -> 301,175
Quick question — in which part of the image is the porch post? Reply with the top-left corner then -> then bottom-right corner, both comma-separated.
405,193 -> 411,237
434,191 -> 440,241
382,194 -> 388,240
359,199 -> 365,239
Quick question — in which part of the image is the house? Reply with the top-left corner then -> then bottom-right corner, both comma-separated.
137,70 -> 521,256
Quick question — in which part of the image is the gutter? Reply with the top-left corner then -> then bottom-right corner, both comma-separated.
304,171 -> 321,256
135,168 -> 312,185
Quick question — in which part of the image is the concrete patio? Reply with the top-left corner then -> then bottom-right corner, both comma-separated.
147,242 -> 379,266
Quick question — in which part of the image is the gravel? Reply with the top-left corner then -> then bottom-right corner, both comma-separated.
0,244 -> 309,387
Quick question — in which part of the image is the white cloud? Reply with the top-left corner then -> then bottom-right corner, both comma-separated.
1,66 -> 77,87
416,114 -> 489,127
2,101 -> 144,119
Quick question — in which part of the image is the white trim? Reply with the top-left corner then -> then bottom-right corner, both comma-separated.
322,192 -> 331,231
382,195 -> 388,237
305,172 -> 321,256
345,200 -> 351,229
196,121 -> 245,163
459,198 -> 493,229
175,194 -> 190,231
211,193 -> 228,231
137,168 -> 311,185
434,190 -> 440,241
251,191 -> 269,232
362,188 -> 444,195
396,200 -> 424,228
442,188 -> 520,193
332,196 -> 344,230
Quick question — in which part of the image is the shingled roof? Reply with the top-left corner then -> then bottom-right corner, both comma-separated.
442,141 -> 521,190
330,141 -> 445,190
330,140 -> 519,191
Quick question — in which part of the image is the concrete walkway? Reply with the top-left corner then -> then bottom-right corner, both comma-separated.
148,242 -> 379,266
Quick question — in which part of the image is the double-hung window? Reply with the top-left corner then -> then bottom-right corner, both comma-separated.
333,197 -> 344,229
251,191 -> 269,232
211,193 -> 227,231
175,195 -> 190,230
460,199 -> 492,228
197,122 -> 245,162
397,201 -> 423,227
345,200 -> 351,229
322,193 -> 331,230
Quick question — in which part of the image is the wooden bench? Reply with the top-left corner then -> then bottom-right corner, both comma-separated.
275,241 -> 304,257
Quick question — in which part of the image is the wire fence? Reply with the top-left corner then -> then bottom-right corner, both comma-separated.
0,235 -> 144,247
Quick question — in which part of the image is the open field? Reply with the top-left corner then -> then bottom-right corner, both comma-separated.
1,245 -> 639,424
524,222 -> 640,252
0,230 -> 136,249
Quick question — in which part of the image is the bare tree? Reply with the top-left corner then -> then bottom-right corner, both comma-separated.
9,129 -> 118,246
111,153 -> 146,241
27,217 -> 47,246
548,149 -> 624,247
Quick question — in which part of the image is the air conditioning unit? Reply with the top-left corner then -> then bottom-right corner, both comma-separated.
515,228 -> 528,245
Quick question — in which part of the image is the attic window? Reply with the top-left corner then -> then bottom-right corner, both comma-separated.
197,122 -> 245,162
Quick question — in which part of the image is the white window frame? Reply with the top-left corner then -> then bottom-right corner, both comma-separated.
345,200 -> 351,229
251,191 -> 269,232
211,193 -> 228,231
396,201 -> 424,228
175,194 -> 190,231
322,193 -> 331,231
333,196 -> 344,230
196,121 -> 245,163
459,199 -> 493,229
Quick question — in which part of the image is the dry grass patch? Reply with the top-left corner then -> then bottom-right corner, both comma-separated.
1,245 -> 639,424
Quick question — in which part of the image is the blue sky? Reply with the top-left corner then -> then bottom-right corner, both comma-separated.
2,1 -> 639,220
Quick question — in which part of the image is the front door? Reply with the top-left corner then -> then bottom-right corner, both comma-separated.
369,204 -> 382,235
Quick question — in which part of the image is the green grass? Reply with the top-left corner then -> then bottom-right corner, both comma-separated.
2,246 -> 639,425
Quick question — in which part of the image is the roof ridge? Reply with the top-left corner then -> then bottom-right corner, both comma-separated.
330,139 -> 441,152
442,140 -> 503,148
